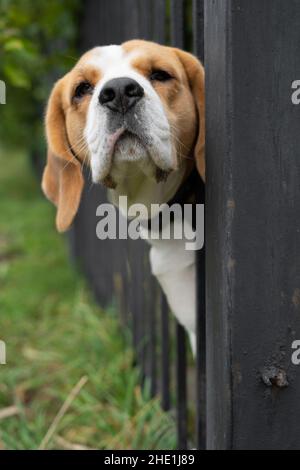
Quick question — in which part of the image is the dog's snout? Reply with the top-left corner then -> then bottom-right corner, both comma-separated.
99,78 -> 144,114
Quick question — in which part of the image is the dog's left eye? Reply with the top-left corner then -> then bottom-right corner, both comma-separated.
74,81 -> 94,100
150,70 -> 173,82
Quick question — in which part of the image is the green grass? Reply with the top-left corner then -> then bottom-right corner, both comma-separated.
0,149 -> 176,450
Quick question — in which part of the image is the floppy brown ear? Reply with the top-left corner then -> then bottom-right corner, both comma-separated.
42,78 -> 84,232
175,49 -> 205,181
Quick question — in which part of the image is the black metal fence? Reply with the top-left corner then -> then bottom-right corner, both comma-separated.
69,0 -> 205,450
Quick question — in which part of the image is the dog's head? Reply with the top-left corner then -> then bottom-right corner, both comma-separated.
42,40 -> 205,232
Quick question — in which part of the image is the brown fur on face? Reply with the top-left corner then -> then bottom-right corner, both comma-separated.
42,40 -> 205,232
124,41 -> 205,180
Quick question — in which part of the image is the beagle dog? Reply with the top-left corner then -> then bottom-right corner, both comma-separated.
42,40 -> 205,353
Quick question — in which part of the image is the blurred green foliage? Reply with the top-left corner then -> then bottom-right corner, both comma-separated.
0,0 -> 81,151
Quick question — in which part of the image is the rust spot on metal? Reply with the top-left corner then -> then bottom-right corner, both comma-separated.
261,367 -> 289,388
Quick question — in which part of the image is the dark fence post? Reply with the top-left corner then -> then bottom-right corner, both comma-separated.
160,294 -> 171,411
193,0 -> 204,62
153,0 -> 166,43
193,0 -> 206,451
171,0 -> 189,450
205,0 -> 300,450
176,325 -> 188,450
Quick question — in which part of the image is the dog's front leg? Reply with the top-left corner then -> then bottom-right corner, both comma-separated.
148,239 -> 197,355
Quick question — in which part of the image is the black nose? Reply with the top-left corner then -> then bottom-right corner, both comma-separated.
99,78 -> 144,114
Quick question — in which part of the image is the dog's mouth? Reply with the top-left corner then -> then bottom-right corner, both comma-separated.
114,130 -> 145,160
100,129 -> 170,189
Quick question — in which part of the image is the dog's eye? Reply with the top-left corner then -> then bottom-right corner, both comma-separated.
150,70 -> 173,82
74,81 -> 94,100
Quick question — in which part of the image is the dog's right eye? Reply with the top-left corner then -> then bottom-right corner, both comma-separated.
149,70 -> 173,82
74,81 -> 94,100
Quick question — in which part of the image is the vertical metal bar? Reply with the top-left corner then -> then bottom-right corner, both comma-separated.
148,0 -> 167,405
149,276 -> 158,397
135,241 -> 147,380
161,293 -> 171,411
171,0 -> 188,450
113,245 -> 129,327
79,0 -> 101,51
196,244 -> 206,450
193,0 -> 204,62
127,243 -> 138,353
135,0 -> 153,40
139,243 -> 147,381
141,248 -> 152,387
176,324 -> 188,450
126,253 -> 138,354
153,0 -> 166,43
193,0 -> 206,451
123,0 -> 140,40
171,0 -> 185,47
